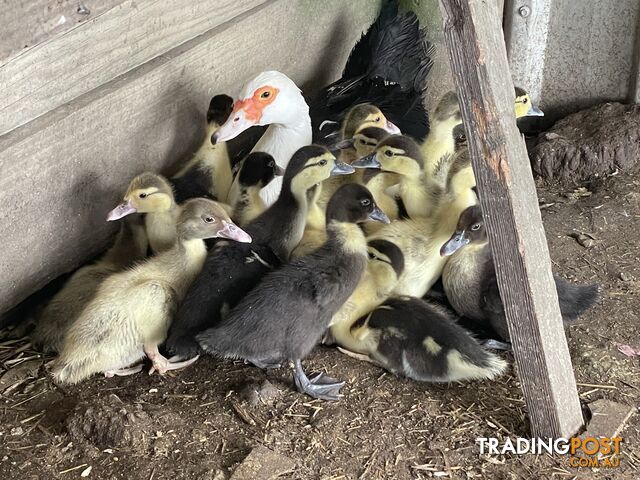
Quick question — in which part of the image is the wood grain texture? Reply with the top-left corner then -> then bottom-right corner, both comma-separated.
0,0 -> 126,63
0,0 -> 269,136
0,0 -> 381,313
438,0 -> 583,437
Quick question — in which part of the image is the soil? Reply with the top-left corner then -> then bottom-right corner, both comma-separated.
1,174 -> 639,480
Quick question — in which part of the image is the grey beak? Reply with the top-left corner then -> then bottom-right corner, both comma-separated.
274,165 -> 285,176
440,232 -> 470,257
525,105 -> 544,117
330,161 -> 355,176
352,153 -> 381,169
211,132 -> 220,144
368,205 -> 390,224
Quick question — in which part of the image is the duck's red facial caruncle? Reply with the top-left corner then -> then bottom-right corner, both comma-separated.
212,86 -> 279,144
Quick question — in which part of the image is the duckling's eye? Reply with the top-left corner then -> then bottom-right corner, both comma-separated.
268,161 -> 275,168
523,98 -> 528,104
358,139 -> 365,144
204,216 -> 216,224
368,252 -> 376,260
384,150 -> 393,157
360,198 -> 371,207
319,159 -> 328,166
261,91 -> 270,99
375,116 -> 381,122
139,192 -> 147,199
471,223 -> 481,231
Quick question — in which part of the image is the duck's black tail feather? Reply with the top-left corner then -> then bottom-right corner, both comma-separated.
554,275 -> 600,321
311,0 -> 435,143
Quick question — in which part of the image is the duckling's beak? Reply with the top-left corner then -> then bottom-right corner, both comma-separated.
217,220 -> 252,243
352,153 -> 381,169
525,105 -> 544,117
330,161 -> 355,176
440,231 -> 469,256
107,200 -> 137,221
274,165 -> 285,176
368,206 -> 390,224
384,120 -> 401,135
211,108 -> 254,144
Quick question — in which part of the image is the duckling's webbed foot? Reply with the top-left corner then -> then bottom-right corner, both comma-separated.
104,364 -> 144,378
145,344 -> 199,375
292,359 -> 345,401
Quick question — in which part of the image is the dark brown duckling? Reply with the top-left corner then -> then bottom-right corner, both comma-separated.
441,205 -> 599,342
52,198 -> 250,385
197,183 -> 390,401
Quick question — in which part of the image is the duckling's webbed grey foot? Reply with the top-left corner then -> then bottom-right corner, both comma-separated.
481,339 -> 512,351
145,344 -> 199,375
292,359 -> 345,401
104,364 -> 144,378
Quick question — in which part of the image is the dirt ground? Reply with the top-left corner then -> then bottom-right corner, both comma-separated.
1,173 -> 638,480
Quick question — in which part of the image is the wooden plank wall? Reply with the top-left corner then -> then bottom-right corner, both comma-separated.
0,0 -> 382,313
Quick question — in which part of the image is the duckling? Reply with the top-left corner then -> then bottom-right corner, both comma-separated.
170,95 -> 234,203
211,2 -> 434,205
108,173 -> 178,254
197,183 -> 390,401
51,198 -> 251,385
350,297 -> 507,382
440,205 -> 599,342
353,134 -> 441,219
165,146 -> 354,359
227,152 -> 283,227
420,88 -> 544,176
31,216 -> 148,353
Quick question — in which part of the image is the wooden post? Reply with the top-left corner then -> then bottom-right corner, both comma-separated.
438,0 -> 584,438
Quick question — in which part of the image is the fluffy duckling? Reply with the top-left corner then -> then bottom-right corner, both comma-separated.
197,183 -> 390,400
227,152 -> 283,227
108,173 -> 178,254
31,216 -> 148,353
329,241 -> 506,381
337,104 -> 399,162
350,297 -> 507,382
440,205 -> 599,342
420,88 -> 544,176
51,198 -> 251,385
165,146 -> 354,358
353,134 -> 441,219
328,239 -> 404,349
171,95 -> 234,203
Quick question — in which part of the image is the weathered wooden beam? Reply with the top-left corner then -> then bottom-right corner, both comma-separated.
438,0 -> 583,438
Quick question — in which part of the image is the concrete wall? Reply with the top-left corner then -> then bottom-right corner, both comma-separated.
505,0 -> 640,125
0,0 -> 382,313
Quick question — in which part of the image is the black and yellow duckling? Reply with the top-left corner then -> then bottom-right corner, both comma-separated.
31,216 -> 148,353
197,183 -> 390,401
108,172 -> 178,254
51,198 -> 251,385
227,152 -> 283,227
170,95 -> 235,204
165,146 -> 354,359
440,205 -> 599,342
353,134 -> 442,219
420,87 -> 544,176
329,240 -> 506,381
